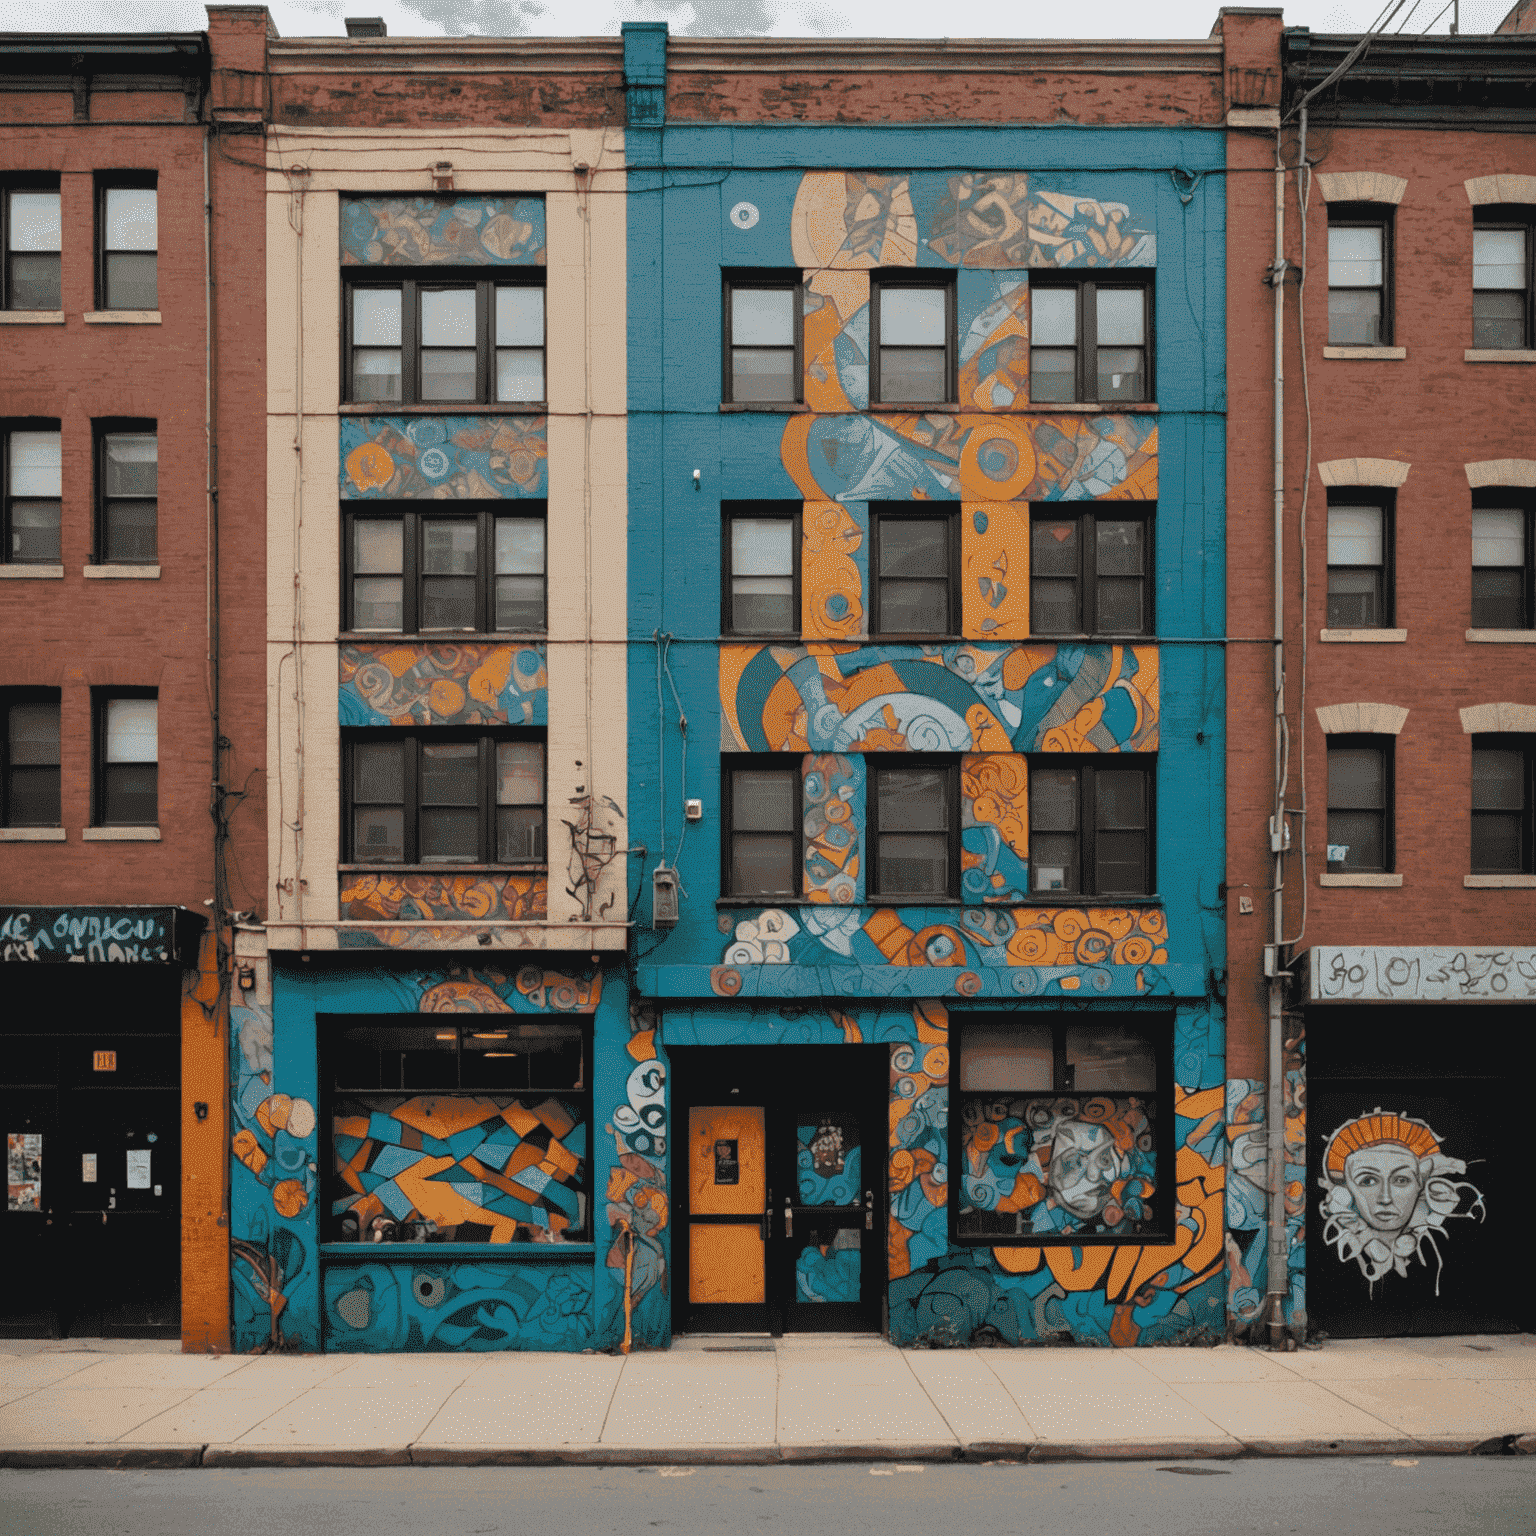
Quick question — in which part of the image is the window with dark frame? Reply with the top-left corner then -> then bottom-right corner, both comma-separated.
955,1015 -> 1169,1243
1029,278 -> 1151,404
1471,735 -> 1535,877
871,274 -> 954,405
1326,735 -> 1392,874
345,731 -> 545,867
723,758 -> 801,899
1029,507 -> 1153,636
1325,493 -> 1392,630
1471,495 -> 1534,631
3,180 -> 61,311
869,759 -> 957,901
1028,759 -> 1153,897
345,275 -> 546,405
327,1016 -> 591,1245
1327,205 -> 1391,346
722,505 -> 798,636
94,690 -> 157,827
871,506 -> 958,638
3,425 -> 61,565
722,275 -> 801,404
98,176 -> 157,312
97,425 -> 157,565
2,689 -> 61,828
345,507 -> 546,634
1473,210 -> 1534,351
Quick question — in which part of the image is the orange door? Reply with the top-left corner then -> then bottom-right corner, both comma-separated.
687,1105 -> 766,1305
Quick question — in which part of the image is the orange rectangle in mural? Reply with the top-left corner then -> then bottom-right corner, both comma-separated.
689,1223 -> 767,1306
92,1051 -> 117,1072
689,1106 -> 765,1215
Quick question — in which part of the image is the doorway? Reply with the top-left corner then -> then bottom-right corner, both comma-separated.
671,1045 -> 887,1336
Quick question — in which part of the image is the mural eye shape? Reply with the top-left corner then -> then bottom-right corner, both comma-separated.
413,1273 -> 447,1308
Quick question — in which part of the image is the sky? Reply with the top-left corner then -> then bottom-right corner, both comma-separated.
0,0 -> 1517,39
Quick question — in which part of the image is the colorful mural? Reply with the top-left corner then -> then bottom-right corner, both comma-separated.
803,752 -> 863,904
339,643 -> 548,727
782,411 -> 1157,505
961,503 -> 1031,642
1318,1109 -> 1485,1292
332,1095 -> 587,1244
340,416 -> 548,500
802,501 -> 868,641
790,171 -> 1155,271
804,271 -> 869,412
960,752 -> 1029,903
605,1016 -> 669,1341
325,1263 -> 592,1353
339,873 -> 547,927
341,195 -> 546,267
721,642 -> 1159,756
957,275 -> 1031,411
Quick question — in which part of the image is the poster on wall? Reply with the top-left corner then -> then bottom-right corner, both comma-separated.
7,1132 -> 43,1213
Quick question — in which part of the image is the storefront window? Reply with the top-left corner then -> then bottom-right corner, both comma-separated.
327,1019 -> 589,1245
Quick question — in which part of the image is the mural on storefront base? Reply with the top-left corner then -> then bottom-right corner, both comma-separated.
338,872 -> 548,932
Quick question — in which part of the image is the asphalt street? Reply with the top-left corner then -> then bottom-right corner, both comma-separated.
1,1458 -> 1534,1535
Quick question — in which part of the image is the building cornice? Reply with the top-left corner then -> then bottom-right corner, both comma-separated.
667,36 -> 1223,75
267,36 -> 623,76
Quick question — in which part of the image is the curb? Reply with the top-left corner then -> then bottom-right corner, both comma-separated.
1028,1438 -> 1242,1462
202,1446 -> 412,1467
0,1446 -> 203,1469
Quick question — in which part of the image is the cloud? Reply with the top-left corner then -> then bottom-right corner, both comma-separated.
395,0 -> 546,34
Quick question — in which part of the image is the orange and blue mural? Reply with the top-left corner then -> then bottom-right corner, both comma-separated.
339,642 -> 547,727
340,415 -> 547,500
338,871 -> 547,935
961,752 -> 1030,903
341,194 -> 545,267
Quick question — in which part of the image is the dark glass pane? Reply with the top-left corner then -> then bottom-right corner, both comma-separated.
354,518 -> 403,574
351,349 -> 402,402
497,805 -> 546,862
8,253 -> 60,310
1472,812 -> 1524,875
879,348 -> 947,403
1031,578 -> 1078,634
104,501 -> 157,563
1096,521 -> 1143,575
8,701 -> 59,764
354,577 -> 404,631
7,764 -> 60,826
1329,747 -> 1385,809
494,574 -> 544,631
104,762 -> 157,825
1096,347 -> 1145,402
421,742 -> 477,804
9,501 -> 60,563
1094,830 -> 1148,895
876,832 -> 949,895
1031,831 -> 1078,894
421,349 -> 477,401
104,435 -> 157,496
1030,768 -> 1079,831
497,741 -> 543,805
333,1027 -> 458,1091
422,577 -> 476,630
881,519 -> 947,577
1471,569 -> 1525,630
732,349 -> 797,402
1095,770 -> 1147,830
1030,348 -> 1076,401
420,807 -> 478,862
1067,1023 -> 1158,1091
352,806 -> 404,863
877,767 -> 948,831
1095,576 -> 1144,633
732,580 -> 795,634
879,578 -> 948,634
732,769 -> 796,831
958,1023 -> 1053,1091
1326,569 -> 1381,629
1328,288 -> 1381,346
354,740 -> 405,801
424,520 -> 476,574
1473,291 -> 1526,351
1472,748 -> 1524,811
732,832 -> 797,897
1032,519 -> 1078,576
104,251 -> 157,310
1328,808 -> 1384,871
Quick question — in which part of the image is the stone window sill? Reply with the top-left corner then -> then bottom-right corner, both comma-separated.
0,565 -> 63,579
1320,628 -> 1407,643
84,565 -> 160,579
0,310 -> 65,325
0,827 -> 66,841
1464,874 -> 1536,888
1322,346 -> 1407,360
1319,872 -> 1402,887
1464,349 -> 1536,363
1466,628 -> 1536,643
720,402 -> 810,413
82,826 -> 161,841
83,311 -> 161,325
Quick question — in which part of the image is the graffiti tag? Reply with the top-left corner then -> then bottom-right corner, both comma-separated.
0,909 -> 172,965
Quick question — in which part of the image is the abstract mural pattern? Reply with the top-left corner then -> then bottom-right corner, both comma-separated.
782,411 -> 1157,506
331,1095 -> 588,1244
802,501 -> 868,640
961,752 -> 1030,903
341,195 -> 546,267
961,503 -> 1031,641
958,275 -> 1031,410
721,642 -> 1159,756
341,416 -> 548,500
605,1019 -> 669,1338
339,873 -> 547,927
803,752 -> 863,903
339,643 -> 548,727
804,271 -> 869,412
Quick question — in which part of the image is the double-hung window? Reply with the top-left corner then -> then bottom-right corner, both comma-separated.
1326,493 -> 1392,630
1030,279 -> 1151,404
97,425 -> 157,564
869,759 -> 957,901
345,276 -> 546,405
1471,736 -> 1535,877
3,426 -> 61,565
722,505 -> 798,636
1326,736 -> 1392,874
98,177 -> 157,311
722,275 -> 801,404
1030,508 -> 1153,636
955,1016 -> 1168,1243
95,691 -> 157,827
723,757 -> 801,899
1029,759 -> 1153,897
871,275 -> 954,405
346,731 -> 545,867
870,507 -> 957,638
3,181 -> 61,311
1328,206 -> 1391,346
1471,496 -> 1534,630
1472,210 -> 1534,351
2,689 -> 61,828
346,507 -> 546,634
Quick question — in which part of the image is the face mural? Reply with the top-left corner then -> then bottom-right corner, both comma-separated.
1046,1120 -> 1127,1220
1319,1109 -> 1486,1290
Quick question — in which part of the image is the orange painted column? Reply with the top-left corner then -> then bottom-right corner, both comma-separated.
181,930 -> 230,1352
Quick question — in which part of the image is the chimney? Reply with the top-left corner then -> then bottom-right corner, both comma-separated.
344,18 -> 387,37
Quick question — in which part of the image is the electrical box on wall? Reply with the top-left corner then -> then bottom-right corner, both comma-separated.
652,866 -> 680,927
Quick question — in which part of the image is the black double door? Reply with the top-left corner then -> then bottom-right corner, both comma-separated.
672,1045 -> 887,1335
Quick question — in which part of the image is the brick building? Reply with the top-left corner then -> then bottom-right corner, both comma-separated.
0,9 -> 268,1347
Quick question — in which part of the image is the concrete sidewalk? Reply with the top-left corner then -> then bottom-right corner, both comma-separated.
1,1333 -> 1533,1469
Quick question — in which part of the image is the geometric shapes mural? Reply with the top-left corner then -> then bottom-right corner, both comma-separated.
341,195 -> 546,267
339,642 -> 548,727
340,416 -> 547,500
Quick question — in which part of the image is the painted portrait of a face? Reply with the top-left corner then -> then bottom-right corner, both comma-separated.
1046,1120 -> 1127,1220
1341,1143 -> 1424,1236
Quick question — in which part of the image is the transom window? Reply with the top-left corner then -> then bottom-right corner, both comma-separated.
1030,508 -> 1152,636
346,508 -> 546,634
722,275 -> 801,404
95,691 -> 158,827
1029,760 -> 1153,897
724,758 -> 801,899
3,426 -> 61,565
1030,280 -> 1150,404
345,731 -> 545,866
869,760 -> 957,901
2,689 -> 60,828
3,183 -> 61,311
1328,206 -> 1391,346
346,276 -> 545,405
871,508 -> 957,637
871,276 -> 954,405
1473,211 -> 1534,351
1326,736 -> 1392,874
1326,494 -> 1392,630
1471,735 -> 1534,876
723,505 -> 798,636
1471,499 -> 1533,630
98,178 -> 157,311
98,426 -> 157,565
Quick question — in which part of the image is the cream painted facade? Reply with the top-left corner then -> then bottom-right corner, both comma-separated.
263,126 -> 628,951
